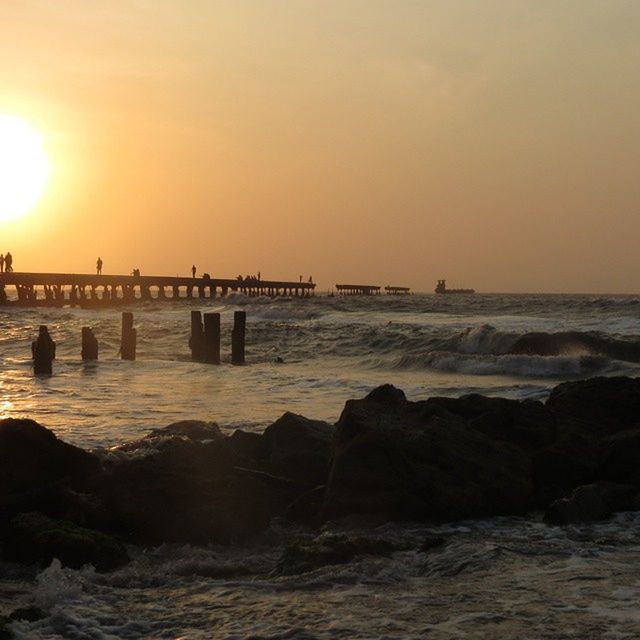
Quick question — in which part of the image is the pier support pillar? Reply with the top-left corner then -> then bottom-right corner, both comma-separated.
232,311 -> 246,365
203,312 -> 221,364
190,310 -> 205,361
32,325 -> 56,375
81,327 -> 98,361
121,312 -> 136,360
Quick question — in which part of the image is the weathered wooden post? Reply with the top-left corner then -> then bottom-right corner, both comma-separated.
231,310 -> 246,365
203,312 -> 221,364
81,327 -> 98,361
32,325 -> 56,375
121,312 -> 136,360
190,310 -> 205,361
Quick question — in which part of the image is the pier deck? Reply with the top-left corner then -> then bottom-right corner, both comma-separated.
0,272 -> 315,306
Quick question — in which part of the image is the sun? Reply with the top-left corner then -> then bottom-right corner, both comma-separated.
0,114 -> 50,222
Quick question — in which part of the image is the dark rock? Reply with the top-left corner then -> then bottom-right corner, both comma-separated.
276,532 -> 397,575
2,512 -> 129,571
0,418 -> 101,523
98,437 -> 274,545
546,377 -> 640,435
0,616 -> 9,640
285,485 -> 327,523
147,420 -> 222,441
115,420 -> 223,455
419,536 -> 446,552
228,429 -> 267,461
531,432 -> 599,503
364,384 -> 407,407
600,429 -> 640,485
544,483 -> 640,525
262,412 -> 333,486
323,386 -> 533,522
427,395 -> 556,453
8,606 -> 46,622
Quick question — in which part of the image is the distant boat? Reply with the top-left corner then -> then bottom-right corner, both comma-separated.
435,279 -> 475,294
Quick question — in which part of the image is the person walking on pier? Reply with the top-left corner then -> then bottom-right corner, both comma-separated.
191,265 -> 197,278
96,257 -> 103,275
5,252 -> 13,272
0,254 -> 4,273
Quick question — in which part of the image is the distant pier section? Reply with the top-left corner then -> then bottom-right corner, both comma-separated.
0,272 -> 315,307
335,283 -> 381,296
384,286 -> 411,295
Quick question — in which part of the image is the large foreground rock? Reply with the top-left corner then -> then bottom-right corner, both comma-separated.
322,385 -> 534,521
0,418 -> 102,525
546,377 -> 640,435
261,412 -> 333,486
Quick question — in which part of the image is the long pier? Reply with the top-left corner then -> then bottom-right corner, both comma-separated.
0,272 -> 315,307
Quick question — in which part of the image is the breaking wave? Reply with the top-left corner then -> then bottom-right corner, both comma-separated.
365,324 -> 640,377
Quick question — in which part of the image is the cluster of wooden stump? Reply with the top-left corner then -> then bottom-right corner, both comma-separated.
31,310 -> 247,375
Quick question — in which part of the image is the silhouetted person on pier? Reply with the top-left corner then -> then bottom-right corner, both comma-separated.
308,276 -> 313,283
5,252 -> 13,272
96,257 -> 103,275
0,254 -> 4,273
192,265 -> 197,278
258,271 -> 261,281
299,275 -> 302,283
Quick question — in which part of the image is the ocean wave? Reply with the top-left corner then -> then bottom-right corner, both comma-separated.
391,351 -> 611,377
449,324 -> 640,362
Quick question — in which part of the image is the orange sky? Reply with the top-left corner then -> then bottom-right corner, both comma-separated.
1,1 -> 639,292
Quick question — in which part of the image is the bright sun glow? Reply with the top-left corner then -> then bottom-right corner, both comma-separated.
0,114 -> 50,222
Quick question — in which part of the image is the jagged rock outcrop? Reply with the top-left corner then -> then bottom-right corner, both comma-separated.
322,385 -> 534,521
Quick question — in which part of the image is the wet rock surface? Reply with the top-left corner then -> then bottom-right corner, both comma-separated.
276,532 -> 400,575
2,512 -> 129,571
3,376 -> 640,569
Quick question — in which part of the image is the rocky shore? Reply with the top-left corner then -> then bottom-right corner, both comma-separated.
2,376 -> 640,573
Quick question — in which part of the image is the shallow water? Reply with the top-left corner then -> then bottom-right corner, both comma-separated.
2,292 -> 640,638
6,514 -> 640,639
2,293 -> 640,448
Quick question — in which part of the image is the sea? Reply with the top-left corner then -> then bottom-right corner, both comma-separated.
2,292 -> 640,639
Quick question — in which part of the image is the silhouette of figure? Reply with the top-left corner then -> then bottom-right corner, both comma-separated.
192,265 -> 196,278
0,254 -> 4,273
308,276 -> 313,283
5,252 -> 13,272
299,275 -> 302,283
96,257 -> 103,275
258,271 -> 261,281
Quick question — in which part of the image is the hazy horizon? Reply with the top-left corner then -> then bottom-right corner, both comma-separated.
2,1 -> 639,293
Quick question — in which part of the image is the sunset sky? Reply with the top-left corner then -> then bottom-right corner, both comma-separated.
1,0 -> 639,292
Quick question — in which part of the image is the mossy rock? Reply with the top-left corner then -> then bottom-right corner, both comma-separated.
2,512 -> 129,572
